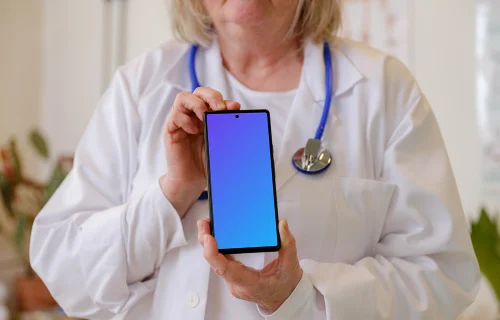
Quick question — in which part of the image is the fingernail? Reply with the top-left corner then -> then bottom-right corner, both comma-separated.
217,102 -> 226,110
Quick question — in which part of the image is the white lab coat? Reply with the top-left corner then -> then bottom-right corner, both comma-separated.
30,38 -> 480,320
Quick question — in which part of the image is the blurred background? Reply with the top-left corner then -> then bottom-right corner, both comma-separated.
0,0 -> 499,319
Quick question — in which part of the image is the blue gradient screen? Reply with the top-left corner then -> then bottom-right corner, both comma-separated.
205,112 -> 278,250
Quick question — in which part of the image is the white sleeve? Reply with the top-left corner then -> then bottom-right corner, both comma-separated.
30,69 -> 187,319
259,95 -> 481,319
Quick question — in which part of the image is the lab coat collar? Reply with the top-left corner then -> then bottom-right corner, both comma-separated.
197,40 -> 231,99
303,38 -> 364,103
163,38 -> 364,101
163,39 -> 230,98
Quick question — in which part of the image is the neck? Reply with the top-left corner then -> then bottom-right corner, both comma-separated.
215,27 -> 304,92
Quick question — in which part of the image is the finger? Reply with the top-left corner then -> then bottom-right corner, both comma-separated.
277,219 -> 299,265
166,128 -> 188,143
260,258 -> 279,275
226,254 -> 237,262
203,234 -> 229,274
203,235 -> 259,286
196,116 -> 204,132
173,92 -> 209,121
224,100 -> 241,111
197,219 -> 211,246
193,87 -> 226,111
197,218 -> 210,233
166,111 -> 198,135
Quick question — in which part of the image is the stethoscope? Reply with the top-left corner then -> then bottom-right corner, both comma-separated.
190,42 -> 334,201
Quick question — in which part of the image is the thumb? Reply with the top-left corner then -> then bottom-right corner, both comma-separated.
224,100 -> 241,110
278,219 -> 298,262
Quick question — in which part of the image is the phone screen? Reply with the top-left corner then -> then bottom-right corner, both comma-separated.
204,110 -> 280,254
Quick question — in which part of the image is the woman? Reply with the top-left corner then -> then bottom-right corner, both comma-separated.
30,0 -> 480,319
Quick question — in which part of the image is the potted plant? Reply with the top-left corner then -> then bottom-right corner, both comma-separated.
0,129 -> 73,313
470,208 -> 500,317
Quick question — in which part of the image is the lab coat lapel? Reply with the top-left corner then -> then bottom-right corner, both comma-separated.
274,40 -> 327,191
274,40 -> 364,191
198,40 -> 231,98
163,40 -> 230,97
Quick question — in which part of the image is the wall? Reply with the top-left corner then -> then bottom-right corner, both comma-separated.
39,0 -> 482,216
413,0 -> 481,218
0,0 -> 42,176
0,0 -> 43,309
125,0 -> 172,61
40,0 -> 104,156
40,0 -> 171,155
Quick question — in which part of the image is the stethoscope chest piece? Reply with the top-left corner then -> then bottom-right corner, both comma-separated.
292,138 -> 332,174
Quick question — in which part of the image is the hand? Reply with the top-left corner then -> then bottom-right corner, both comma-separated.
160,88 -> 240,217
197,219 -> 303,313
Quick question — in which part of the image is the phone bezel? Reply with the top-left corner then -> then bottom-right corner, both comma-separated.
203,109 -> 281,255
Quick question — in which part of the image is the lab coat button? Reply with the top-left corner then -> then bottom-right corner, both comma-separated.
185,292 -> 200,308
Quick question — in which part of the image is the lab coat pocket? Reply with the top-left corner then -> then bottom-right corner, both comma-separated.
333,178 -> 395,263
277,172 -> 337,262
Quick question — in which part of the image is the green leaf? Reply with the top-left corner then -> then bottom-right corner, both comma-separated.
8,138 -> 22,182
44,164 -> 67,204
14,212 -> 26,255
470,208 -> 500,303
29,129 -> 50,159
0,172 -> 14,216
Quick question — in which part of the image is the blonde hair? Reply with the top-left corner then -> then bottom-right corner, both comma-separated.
169,0 -> 343,46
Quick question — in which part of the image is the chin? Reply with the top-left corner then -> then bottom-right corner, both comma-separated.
222,0 -> 270,27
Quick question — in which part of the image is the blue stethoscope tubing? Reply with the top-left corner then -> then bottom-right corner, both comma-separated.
189,42 -> 334,200
189,44 -> 201,92
316,42 -> 333,140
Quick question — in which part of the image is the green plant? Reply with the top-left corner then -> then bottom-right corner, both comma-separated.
0,129 -> 73,273
470,208 -> 500,303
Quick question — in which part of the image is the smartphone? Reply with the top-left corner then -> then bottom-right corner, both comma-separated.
204,110 -> 280,254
